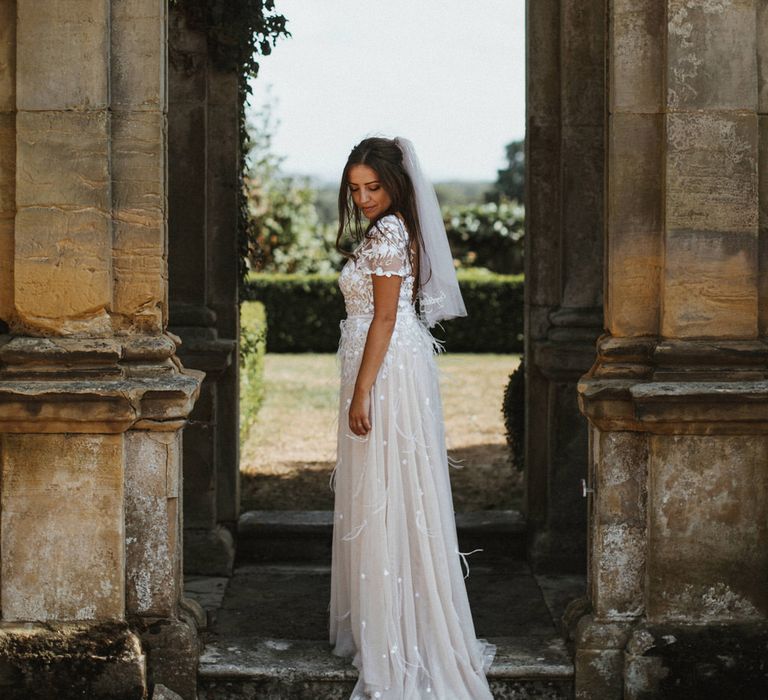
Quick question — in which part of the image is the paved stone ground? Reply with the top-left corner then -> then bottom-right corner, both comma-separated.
186,556 -> 584,698
195,558 -> 577,642
184,509 -> 585,697
184,575 -> 229,627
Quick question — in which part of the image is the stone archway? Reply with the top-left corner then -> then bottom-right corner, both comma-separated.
165,0 -> 606,583
2,1 -> 768,698
172,2 -> 596,696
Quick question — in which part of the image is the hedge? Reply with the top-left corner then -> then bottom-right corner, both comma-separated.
441,270 -> 524,353
243,271 -> 524,353
239,300 -> 267,443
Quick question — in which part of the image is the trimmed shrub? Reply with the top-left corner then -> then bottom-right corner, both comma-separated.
502,358 -> 525,471
244,271 -> 524,353
239,300 -> 268,443
245,274 -> 345,352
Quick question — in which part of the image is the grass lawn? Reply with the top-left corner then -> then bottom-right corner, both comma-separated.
240,353 -> 523,512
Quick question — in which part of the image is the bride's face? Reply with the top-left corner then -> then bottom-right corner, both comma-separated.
348,164 -> 393,220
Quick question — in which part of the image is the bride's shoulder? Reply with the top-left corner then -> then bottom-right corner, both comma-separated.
372,213 -> 408,240
359,215 -> 408,260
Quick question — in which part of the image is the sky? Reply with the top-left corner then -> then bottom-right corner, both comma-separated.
246,1 -> 525,184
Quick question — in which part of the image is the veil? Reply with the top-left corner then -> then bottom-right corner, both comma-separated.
394,137 -> 467,328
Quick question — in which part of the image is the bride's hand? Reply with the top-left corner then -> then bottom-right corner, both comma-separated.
349,389 -> 372,436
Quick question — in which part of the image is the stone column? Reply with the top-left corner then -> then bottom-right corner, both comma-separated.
575,1 -> 768,697
0,1 -> 13,335
0,2 -> 202,699
525,0 -> 605,572
168,7 -> 239,577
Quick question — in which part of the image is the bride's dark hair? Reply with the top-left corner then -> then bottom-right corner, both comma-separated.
336,137 -> 425,296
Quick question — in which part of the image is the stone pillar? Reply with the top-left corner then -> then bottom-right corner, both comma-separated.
168,7 -> 239,577
0,1 -> 14,335
525,0 -> 605,572
0,3 -> 202,699
575,1 -> 768,697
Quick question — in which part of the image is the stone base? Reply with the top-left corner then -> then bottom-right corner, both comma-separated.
573,615 -> 768,699
133,614 -> 200,700
573,615 -> 632,700
184,525 -> 235,576
0,621 -> 147,700
152,685 -> 184,700
623,621 -> 768,700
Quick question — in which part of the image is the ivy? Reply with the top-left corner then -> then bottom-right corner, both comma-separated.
174,0 -> 291,300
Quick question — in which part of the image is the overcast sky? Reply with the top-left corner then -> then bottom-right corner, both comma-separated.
246,1 -> 525,183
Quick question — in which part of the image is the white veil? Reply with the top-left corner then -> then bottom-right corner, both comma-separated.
394,137 -> 467,328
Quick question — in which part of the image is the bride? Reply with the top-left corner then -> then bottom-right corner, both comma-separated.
329,136 -> 495,699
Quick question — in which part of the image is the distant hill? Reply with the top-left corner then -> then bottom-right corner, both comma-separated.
434,181 -> 494,207
310,179 -> 494,227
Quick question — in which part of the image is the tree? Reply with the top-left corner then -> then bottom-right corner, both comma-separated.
487,139 -> 525,204
244,99 -> 342,274
443,200 -> 525,274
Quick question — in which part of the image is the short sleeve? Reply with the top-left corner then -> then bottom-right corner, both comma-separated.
355,215 -> 410,278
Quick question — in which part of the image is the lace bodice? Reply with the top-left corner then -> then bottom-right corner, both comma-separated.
338,215 -> 415,317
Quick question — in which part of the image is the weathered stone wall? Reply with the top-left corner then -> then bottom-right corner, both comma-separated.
168,6 -> 240,577
525,0 -> 605,573
125,431 -> 183,618
0,1 -> 15,333
573,1 -> 768,697
0,2 -> 202,698
112,0 -> 169,336
3,433 -> 126,621
4,0 -> 168,338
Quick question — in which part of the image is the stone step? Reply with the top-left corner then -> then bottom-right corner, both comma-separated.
198,636 -> 574,700
236,509 -> 527,564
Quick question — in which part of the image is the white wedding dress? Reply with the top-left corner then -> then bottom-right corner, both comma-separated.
330,214 -> 495,699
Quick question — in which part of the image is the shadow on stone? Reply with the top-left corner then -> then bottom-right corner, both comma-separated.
0,622 -> 146,700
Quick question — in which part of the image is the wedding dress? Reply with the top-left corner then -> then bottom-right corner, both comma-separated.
330,213 -> 496,699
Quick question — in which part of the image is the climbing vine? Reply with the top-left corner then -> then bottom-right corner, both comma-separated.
173,0 -> 290,299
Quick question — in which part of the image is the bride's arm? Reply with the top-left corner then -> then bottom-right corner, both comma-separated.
348,275 -> 402,436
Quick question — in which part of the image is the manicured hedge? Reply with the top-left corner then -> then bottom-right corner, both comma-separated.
239,300 -> 268,443
243,271 -> 524,353
244,274 -> 345,352
439,270 -> 524,353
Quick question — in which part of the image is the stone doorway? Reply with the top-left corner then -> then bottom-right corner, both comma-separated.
168,2 -> 598,697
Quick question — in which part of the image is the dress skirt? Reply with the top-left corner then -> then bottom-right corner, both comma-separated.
329,309 -> 495,700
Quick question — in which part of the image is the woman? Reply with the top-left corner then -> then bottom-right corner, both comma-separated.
329,136 -> 495,699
